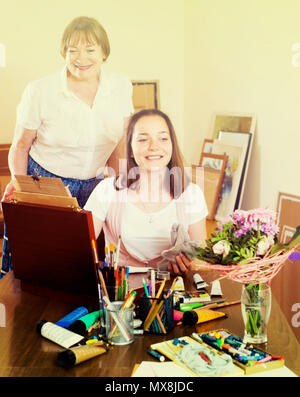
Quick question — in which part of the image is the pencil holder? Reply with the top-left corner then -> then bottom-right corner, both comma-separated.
105,301 -> 135,345
139,294 -> 174,334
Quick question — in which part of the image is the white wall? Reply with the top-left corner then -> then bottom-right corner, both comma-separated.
0,0 -> 185,143
1,0 -> 299,212
184,0 -> 300,210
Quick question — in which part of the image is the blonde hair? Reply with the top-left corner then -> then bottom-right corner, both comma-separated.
60,16 -> 110,60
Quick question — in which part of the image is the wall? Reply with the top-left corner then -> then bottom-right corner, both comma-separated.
0,0 -> 185,143
184,0 -> 300,210
1,0 -> 299,211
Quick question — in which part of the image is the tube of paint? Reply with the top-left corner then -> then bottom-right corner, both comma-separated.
57,344 -> 107,368
68,311 -> 100,335
36,320 -> 84,348
55,306 -> 89,328
182,308 -> 226,326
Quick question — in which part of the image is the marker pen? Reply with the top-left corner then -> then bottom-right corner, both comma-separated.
179,302 -> 205,312
147,348 -> 165,362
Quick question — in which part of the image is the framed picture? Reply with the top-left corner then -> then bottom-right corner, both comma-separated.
276,192 -> 300,244
201,138 -> 213,154
211,141 -> 247,222
199,152 -> 227,171
132,80 -> 160,110
192,165 -> 226,220
210,112 -> 256,139
217,131 -> 252,209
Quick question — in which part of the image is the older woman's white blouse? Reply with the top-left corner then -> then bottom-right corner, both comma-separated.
16,67 -> 133,179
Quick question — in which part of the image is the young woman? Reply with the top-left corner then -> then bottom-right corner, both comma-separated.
84,109 -> 208,276
0,16 -> 133,279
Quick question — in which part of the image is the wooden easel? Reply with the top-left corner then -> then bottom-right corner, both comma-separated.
13,175 -> 79,209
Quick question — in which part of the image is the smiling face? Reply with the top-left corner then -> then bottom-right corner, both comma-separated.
131,115 -> 173,171
65,35 -> 104,82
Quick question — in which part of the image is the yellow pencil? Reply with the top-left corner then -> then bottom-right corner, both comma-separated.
143,280 -> 166,331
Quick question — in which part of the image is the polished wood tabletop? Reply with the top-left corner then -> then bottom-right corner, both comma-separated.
0,269 -> 299,378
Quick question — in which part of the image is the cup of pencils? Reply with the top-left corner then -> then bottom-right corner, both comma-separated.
139,279 -> 174,334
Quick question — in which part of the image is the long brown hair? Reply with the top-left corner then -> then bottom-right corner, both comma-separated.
116,109 -> 190,198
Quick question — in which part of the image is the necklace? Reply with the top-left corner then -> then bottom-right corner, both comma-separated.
139,200 -> 156,224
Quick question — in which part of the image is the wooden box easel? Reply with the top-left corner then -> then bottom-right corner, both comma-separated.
2,176 -> 105,304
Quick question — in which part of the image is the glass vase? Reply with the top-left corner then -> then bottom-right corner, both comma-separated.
241,283 -> 272,344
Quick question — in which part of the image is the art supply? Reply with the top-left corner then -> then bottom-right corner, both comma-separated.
151,269 -> 155,297
200,300 -> 240,311
55,306 -> 89,328
174,291 -> 211,304
134,329 -> 144,335
150,336 -> 236,377
169,276 -> 185,292
143,280 -> 166,331
114,236 -> 121,269
211,280 -> 223,296
57,344 -> 108,368
69,311 -> 100,336
91,238 -> 107,328
182,308 -> 226,326
173,309 -> 184,322
140,291 -> 174,334
147,348 -> 165,362
179,302 -> 207,312
193,273 -> 208,290
104,296 -> 133,345
36,320 -> 84,348
108,291 -> 137,338
197,329 -> 285,375
109,243 -> 115,268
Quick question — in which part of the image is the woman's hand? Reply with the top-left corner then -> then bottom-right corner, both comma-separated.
168,253 -> 191,275
1,181 -> 16,202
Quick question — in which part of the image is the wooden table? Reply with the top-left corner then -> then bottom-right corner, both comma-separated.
0,269 -> 299,378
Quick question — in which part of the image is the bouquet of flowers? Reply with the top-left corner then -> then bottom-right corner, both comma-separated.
195,208 -> 299,282
194,208 -> 300,342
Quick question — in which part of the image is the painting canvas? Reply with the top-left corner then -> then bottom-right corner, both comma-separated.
217,131 -> 252,209
210,112 -> 256,139
199,152 -> 227,171
201,139 -> 213,154
193,156 -> 226,220
132,80 -> 160,110
276,192 -> 300,244
212,141 -> 247,222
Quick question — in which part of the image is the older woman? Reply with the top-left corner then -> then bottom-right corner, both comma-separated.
1,16 -> 133,279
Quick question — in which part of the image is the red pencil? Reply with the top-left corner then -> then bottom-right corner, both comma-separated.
198,351 -> 212,365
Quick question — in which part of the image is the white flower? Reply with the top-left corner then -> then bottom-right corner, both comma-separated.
256,235 -> 270,256
213,240 -> 231,258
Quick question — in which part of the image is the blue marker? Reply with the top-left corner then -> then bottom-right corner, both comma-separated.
147,348 -> 165,362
